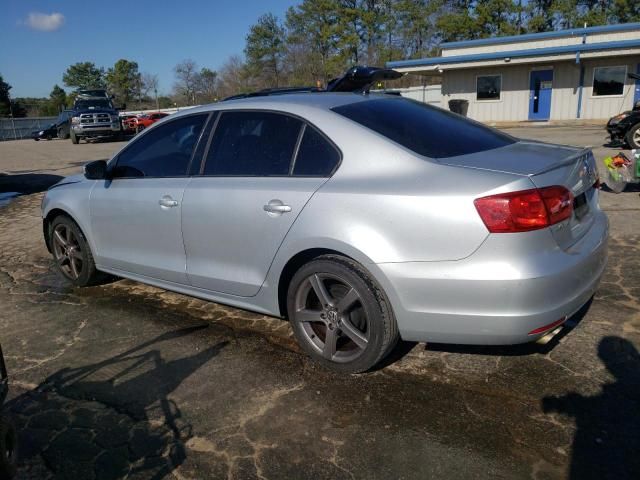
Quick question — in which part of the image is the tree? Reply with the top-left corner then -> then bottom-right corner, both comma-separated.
62,62 -> 105,90
141,73 -> 160,109
216,55 -> 251,98
105,59 -> 141,105
245,13 -> 286,88
286,0 -> 344,85
173,59 -> 200,104
0,74 -> 11,117
49,84 -> 67,113
196,68 -> 218,102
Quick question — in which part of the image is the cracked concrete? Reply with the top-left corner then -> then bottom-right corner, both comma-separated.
1,132 -> 639,479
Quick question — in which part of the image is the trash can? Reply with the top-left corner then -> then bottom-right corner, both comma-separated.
448,99 -> 469,117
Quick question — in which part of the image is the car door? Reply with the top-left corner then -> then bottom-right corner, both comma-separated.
181,110 -> 341,297
90,112 -> 210,284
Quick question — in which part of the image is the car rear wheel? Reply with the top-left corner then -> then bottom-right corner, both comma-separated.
49,216 -> 107,287
0,415 -> 17,479
287,255 -> 398,373
625,123 -> 640,149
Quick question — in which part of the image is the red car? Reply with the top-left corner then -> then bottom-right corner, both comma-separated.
132,112 -> 170,132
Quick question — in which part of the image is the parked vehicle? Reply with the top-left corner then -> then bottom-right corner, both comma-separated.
31,123 -> 58,141
607,100 -> 640,149
134,112 -> 170,132
41,88 -> 608,373
0,344 -> 17,479
69,91 -> 123,144
55,109 -> 74,139
119,114 -> 138,134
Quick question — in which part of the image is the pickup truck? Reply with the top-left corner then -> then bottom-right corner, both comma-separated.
69,90 -> 123,144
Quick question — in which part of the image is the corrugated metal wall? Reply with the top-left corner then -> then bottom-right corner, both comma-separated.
441,55 -> 640,121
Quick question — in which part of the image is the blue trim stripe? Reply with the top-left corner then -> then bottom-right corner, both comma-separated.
387,39 -> 640,69
441,22 -> 640,48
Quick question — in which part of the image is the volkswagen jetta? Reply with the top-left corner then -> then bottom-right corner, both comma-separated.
42,93 -> 608,373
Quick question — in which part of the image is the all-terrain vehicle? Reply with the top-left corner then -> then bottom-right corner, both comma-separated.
0,344 -> 17,479
69,89 -> 123,144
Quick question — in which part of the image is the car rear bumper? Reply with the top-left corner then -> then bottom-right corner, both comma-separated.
376,210 -> 609,345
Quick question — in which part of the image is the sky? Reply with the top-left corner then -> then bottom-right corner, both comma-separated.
0,0 -> 298,98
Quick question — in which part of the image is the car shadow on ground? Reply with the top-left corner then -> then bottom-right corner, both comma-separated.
0,174 -> 64,195
6,325 -> 226,479
543,336 -> 640,479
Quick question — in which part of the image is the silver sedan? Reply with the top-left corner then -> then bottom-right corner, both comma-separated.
41,93 -> 608,373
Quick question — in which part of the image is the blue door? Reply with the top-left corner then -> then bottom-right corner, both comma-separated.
634,64 -> 640,105
529,70 -> 553,121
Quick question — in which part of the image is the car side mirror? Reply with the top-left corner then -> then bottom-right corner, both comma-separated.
84,160 -> 109,180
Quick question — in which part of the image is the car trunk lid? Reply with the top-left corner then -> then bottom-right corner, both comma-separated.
440,141 -> 598,250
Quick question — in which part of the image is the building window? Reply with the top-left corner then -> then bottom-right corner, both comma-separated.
593,66 -> 626,96
476,75 -> 502,100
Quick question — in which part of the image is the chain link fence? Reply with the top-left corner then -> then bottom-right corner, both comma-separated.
0,117 -> 57,141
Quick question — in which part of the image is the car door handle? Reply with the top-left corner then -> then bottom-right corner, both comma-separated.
263,202 -> 292,214
159,196 -> 179,208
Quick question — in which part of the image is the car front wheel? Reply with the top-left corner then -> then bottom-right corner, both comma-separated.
49,216 -> 106,287
287,255 -> 398,373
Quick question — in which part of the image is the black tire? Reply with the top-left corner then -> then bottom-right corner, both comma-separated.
625,123 -> 640,149
70,130 -> 79,144
0,415 -> 17,479
49,215 -> 107,287
287,255 -> 398,373
46,135 -> 52,141
57,128 -> 68,140
34,138 -> 39,141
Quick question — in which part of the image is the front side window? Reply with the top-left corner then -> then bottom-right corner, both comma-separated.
476,75 -> 501,100
204,111 -> 303,176
593,66 -> 626,96
332,97 -> 514,159
292,126 -> 340,176
112,113 -> 208,178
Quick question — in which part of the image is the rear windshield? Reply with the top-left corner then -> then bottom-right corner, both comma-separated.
332,97 -> 514,159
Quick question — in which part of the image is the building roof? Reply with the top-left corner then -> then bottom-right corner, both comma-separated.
386,38 -> 640,69
440,22 -> 640,48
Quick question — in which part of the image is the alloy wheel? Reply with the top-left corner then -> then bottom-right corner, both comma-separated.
634,129 -> 640,147
294,273 -> 369,363
52,224 -> 83,280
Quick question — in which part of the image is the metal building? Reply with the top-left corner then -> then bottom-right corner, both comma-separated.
387,23 -> 640,122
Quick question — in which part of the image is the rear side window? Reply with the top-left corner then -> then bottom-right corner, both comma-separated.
204,111 -> 303,176
292,126 -> 340,176
112,113 -> 207,178
332,98 -> 514,159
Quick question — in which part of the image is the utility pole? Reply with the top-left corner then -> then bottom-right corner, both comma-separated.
154,87 -> 159,111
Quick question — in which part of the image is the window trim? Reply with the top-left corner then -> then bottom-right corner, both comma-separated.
197,108 -> 343,178
591,65 -> 627,98
475,74 -> 503,102
108,111 -> 213,180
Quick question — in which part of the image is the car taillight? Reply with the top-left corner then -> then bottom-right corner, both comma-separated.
474,186 -> 573,233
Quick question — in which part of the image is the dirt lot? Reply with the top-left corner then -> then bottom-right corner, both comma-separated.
0,127 -> 639,480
